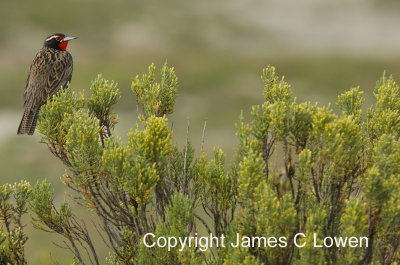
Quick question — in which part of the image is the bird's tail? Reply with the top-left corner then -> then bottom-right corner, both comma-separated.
17,108 -> 39,135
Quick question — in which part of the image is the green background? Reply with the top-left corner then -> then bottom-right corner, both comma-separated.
1,0 -> 400,263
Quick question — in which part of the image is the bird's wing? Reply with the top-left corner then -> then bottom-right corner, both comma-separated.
46,52 -> 73,99
23,49 -> 53,110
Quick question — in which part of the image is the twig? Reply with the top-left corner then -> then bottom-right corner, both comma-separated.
201,120 -> 207,152
183,120 -> 190,193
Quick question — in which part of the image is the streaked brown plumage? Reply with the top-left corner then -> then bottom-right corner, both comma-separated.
17,33 -> 77,135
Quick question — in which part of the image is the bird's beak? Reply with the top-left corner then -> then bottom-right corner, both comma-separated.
62,36 -> 78,42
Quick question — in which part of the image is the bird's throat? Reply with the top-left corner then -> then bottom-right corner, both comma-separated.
59,42 -> 68,51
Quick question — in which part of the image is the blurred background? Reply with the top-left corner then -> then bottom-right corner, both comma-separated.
1,0 -> 400,263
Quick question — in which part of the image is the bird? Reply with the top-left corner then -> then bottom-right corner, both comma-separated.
17,33 -> 77,135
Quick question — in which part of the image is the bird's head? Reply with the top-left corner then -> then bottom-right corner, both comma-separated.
43,33 -> 77,51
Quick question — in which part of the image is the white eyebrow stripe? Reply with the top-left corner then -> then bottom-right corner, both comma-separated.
45,35 -> 62,41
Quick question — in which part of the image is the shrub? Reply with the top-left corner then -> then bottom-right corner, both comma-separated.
4,63 -> 400,264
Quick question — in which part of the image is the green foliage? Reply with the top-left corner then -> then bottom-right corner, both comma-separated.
367,72 -> 400,142
296,198 -> 327,265
66,110 -> 102,175
0,181 -> 31,265
102,136 -> 159,206
30,180 -> 71,234
262,65 -> 292,105
198,148 -> 236,236
7,63 -> 400,264
132,62 -> 178,121
87,74 -> 120,132
128,115 -> 172,163
337,198 -> 368,264
37,89 -> 85,143
222,65 -> 400,264
336,86 -> 364,123
363,134 -> 400,204
237,148 -> 265,205
138,194 -> 202,265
